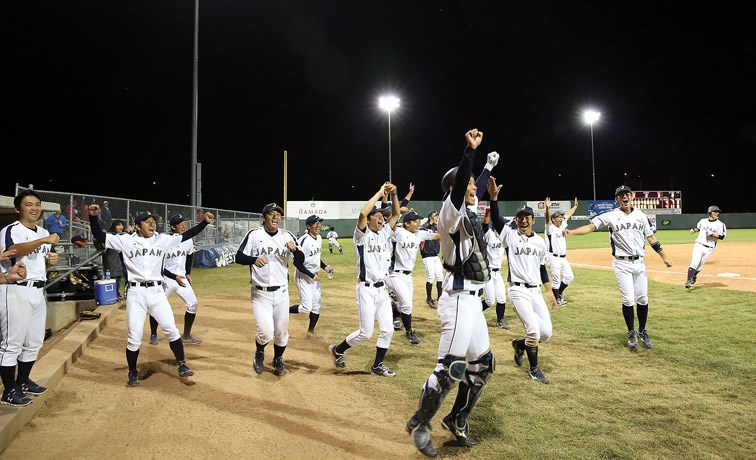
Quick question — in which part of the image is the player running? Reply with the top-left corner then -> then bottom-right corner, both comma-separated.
685,205 -> 726,288
326,229 -> 342,254
544,197 -> 578,306
289,215 -> 333,334
480,206 -> 510,329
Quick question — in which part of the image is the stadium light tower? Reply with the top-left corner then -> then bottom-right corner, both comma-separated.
379,95 -> 400,183
582,109 -> 601,203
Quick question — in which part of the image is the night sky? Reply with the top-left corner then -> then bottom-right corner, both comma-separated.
4,1 -> 754,214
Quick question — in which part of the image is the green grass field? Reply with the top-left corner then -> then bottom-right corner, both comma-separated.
563,228 -> 756,250
192,233 -> 756,459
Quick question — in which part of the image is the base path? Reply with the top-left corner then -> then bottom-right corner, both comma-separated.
570,242 -> 756,292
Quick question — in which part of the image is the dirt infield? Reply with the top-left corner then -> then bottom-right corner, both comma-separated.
569,242 -> 756,293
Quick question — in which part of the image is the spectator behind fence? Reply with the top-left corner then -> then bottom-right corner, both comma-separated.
103,220 -> 127,300
45,211 -> 67,238
80,197 -> 90,223
65,200 -> 80,223
196,209 -> 205,223
100,201 -> 113,230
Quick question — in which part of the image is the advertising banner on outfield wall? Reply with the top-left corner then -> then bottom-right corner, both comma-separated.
526,200 -> 572,218
287,201 -> 366,220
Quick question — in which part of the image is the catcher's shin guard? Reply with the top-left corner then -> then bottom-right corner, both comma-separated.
443,351 -> 494,446
407,355 -> 466,428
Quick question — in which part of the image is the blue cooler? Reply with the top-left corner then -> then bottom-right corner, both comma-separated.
94,279 -> 118,306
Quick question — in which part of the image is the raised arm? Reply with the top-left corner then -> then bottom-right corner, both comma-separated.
564,197 -> 579,220
544,197 -> 552,234
182,212 -> 214,241
386,183 -> 401,230
475,151 -> 500,199
486,176 -> 505,234
358,184 -> 388,229
450,129 -> 484,209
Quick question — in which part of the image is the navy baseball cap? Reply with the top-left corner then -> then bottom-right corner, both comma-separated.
427,211 -> 438,219
403,211 -> 422,223
134,213 -> 155,225
170,214 -> 188,226
262,203 -> 284,215
615,185 -> 632,196
551,211 -> 564,219
515,206 -> 535,217
305,215 -> 323,226
707,205 -> 721,213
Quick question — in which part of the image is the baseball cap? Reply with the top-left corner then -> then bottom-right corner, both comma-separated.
403,211 -> 422,223
134,212 -> 155,225
170,214 -> 188,226
551,211 -> 564,219
427,211 -> 438,219
516,206 -> 535,217
305,215 -> 323,226
367,207 -> 390,218
262,203 -> 284,215
707,205 -> 721,213
615,185 -> 632,197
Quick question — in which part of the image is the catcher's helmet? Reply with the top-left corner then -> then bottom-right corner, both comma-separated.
441,167 -> 458,195
707,205 -> 721,213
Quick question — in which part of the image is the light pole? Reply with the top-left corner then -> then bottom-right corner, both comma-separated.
582,110 -> 601,203
379,96 -> 400,183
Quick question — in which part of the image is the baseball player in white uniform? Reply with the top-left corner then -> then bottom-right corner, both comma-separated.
386,211 -> 440,345
326,229 -> 342,254
163,214 -> 203,344
565,185 -> 673,350
235,203 -> 305,377
407,129 -> 498,457
420,211 -> 443,308
0,190 -> 60,407
481,207 -> 510,329
88,205 -> 213,386
488,180 -> 557,384
329,183 -> 400,378
544,197 -> 578,306
289,215 -> 332,334
686,205 -> 726,288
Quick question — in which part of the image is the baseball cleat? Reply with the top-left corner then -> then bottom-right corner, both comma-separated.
371,362 -> 396,377
182,335 -> 202,345
441,414 -> 478,447
557,298 -> 567,306
178,363 -> 194,377
1,388 -> 33,407
329,344 -> 345,369
406,329 -> 421,345
684,280 -> 692,289
149,334 -> 159,346
407,420 -> 437,458
273,357 -> 287,376
425,299 -> 437,309
528,366 -> 550,384
627,330 -> 638,350
496,320 -> 511,330
639,329 -> 652,349
253,351 -> 265,374
512,339 -> 524,367
19,379 -> 48,396
393,317 -> 402,331
127,370 -> 140,387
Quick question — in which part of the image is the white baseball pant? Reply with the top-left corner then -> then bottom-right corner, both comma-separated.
423,256 -> 443,283
613,258 -> 648,306
509,284 -> 552,348
345,284 -> 393,349
689,243 -> 715,272
163,277 -> 199,314
548,256 -> 574,289
127,284 -> 180,351
0,285 -> 47,365
483,270 -> 507,307
250,286 -> 290,347
385,272 -> 414,315
294,270 -> 322,314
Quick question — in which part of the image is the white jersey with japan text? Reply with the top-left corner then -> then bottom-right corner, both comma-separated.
695,218 -> 726,248
297,233 -> 323,275
238,228 -> 297,287
390,227 -> 435,273
590,208 -> 654,257
484,228 -> 506,269
354,224 -> 393,283
163,237 -> 195,276
546,220 -> 568,256
500,226 -> 548,286
0,222 -> 52,282
106,232 -> 183,282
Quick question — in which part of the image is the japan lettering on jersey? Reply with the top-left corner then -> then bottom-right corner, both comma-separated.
297,233 -> 323,274
0,222 -> 52,282
546,220 -> 568,256
483,227 -> 506,269
354,224 -> 392,283
238,228 -> 297,287
163,238 -> 195,276
590,208 -> 654,257
390,227 -> 435,272
106,232 -> 182,282
695,218 -> 726,247
438,194 -> 485,291
500,226 -> 548,285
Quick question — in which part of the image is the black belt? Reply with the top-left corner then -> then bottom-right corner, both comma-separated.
451,288 -> 484,296
697,242 -> 714,249
615,255 -> 641,261
511,282 -> 540,288
362,281 -> 385,288
130,281 -> 163,287
255,285 -> 283,292
491,268 -> 499,272
16,280 -> 45,289
391,270 -> 412,275
551,253 -> 566,258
